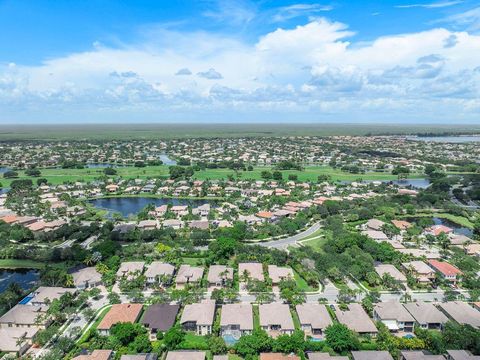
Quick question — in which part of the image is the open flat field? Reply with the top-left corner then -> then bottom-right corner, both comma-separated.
0,165 -> 422,187
1,123 -> 479,140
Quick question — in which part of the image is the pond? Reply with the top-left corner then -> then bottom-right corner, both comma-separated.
0,167 -> 11,174
405,216 -> 473,237
159,154 -> 177,165
432,217 -> 473,237
407,135 -> 480,143
89,197 -> 213,217
0,268 -> 39,293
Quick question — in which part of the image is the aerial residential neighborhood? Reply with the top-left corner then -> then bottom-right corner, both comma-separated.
1,0 -> 480,359
1,130 -> 480,359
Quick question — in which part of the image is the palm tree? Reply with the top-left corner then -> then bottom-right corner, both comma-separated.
65,275 -> 74,288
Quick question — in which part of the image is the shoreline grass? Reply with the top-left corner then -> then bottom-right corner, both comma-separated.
0,259 -> 63,269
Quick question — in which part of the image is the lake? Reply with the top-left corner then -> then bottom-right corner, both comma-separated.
90,197 -> 213,217
159,154 -> 177,165
407,135 -> 480,143
0,269 -> 39,293
344,178 -> 430,189
390,178 -> 430,189
0,167 -> 11,174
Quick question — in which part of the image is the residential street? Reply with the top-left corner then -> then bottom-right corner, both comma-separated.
257,222 -> 322,249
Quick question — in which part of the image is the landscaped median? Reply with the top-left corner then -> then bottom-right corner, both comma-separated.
76,304 -> 112,344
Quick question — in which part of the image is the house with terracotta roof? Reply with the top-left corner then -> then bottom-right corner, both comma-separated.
256,211 -> 274,221
0,215 -> 18,224
97,303 -> 143,335
391,220 -> 412,231
425,225 -> 453,236
428,260 -> 462,285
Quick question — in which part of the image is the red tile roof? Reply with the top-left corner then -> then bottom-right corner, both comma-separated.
97,303 -> 142,330
427,225 -> 453,236
428,260 -> 462,277
256,211 -> 273,219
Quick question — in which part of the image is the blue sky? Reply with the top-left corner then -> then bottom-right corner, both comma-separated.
0,0 -> 479,123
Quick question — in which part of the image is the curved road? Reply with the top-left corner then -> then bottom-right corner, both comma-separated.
257,222 -> 322,249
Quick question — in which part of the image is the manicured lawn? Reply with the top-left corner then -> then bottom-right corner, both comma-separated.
2,165 -> 424,187
300,227 -> 324,241
182,257 -> 205,266
181,333 -> 209,349
192,166 -> 423,182
301,236 -> 327,252
253,305 -> 260,330
78,305 -> 112,344
0,259 -> 63,269
229,355 -> 243,360
291,308 -> 301,330
293,270 -> 316,292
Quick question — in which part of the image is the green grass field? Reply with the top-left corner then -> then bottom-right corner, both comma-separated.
293,270 -> 316,292
181,333 -> 208,348
193,166 -> 421,182
1,165 -> 424,187
1,123 -> 479,140
291,308 -> 301,330
301,236 -> 328,252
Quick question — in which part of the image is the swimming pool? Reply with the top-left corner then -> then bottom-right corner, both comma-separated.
18,295 -> 34,305
222,334 -> 240,345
